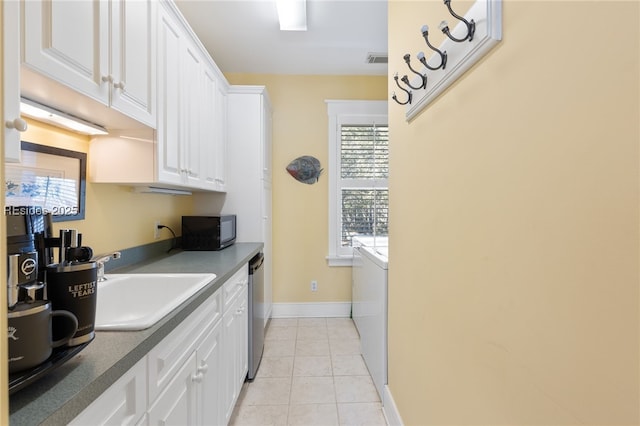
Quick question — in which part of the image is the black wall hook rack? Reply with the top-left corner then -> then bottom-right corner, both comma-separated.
392,74 -> 412,105
439,0 -> 476,42
402,54 -> 427,90
419,25 -> 447,70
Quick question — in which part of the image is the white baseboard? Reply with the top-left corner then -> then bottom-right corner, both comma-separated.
270,302 -> 351,318
382,385 -> 404,426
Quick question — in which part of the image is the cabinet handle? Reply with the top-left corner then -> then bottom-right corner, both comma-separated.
113,81 -> 125,90
101,75 -> 113,83
5,118 -> 28,132
197,362 -> 209,375
192,372 -> 204,383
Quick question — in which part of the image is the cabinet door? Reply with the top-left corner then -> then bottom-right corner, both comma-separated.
3,0 -> 26,162
147,351 -> 198,426
196,319 -> 223,426
200,63 -> 218,190
181,39 -> 203,187
69,357 -> 147,426
214,82 -> 228,191
156,5 -> 183,184
222,284 -> 249,424
237,286 -> 249,380
23,0 -> 109,104
221,306 -> 238,424
110,0 -> 156,127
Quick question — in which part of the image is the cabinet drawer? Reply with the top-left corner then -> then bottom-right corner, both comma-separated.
222,266 -> 248,313
147,289 -> 222,404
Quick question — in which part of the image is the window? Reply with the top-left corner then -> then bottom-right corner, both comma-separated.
326,100 -> 388,266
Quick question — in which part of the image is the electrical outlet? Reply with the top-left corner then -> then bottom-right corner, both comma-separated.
311,280 -> 318,292
154,221 -> 161,239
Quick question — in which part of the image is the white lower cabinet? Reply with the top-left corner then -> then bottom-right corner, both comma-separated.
69,357 -> 148,426
147,351 -> 198,425
71,265 -> 249,426
222,285 -> 249,424
197,318 -> 224,425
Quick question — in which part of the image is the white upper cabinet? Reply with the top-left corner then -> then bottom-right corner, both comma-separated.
201,63 -> 219,190
156,2 -> 223,191
23,0 -> 156,127
156,4 -> 182,185
214,82 -> 228,191
201,61 -> 228,192
109,0 -> 157,126
181,37 -> 204,187
3,0 -> 27,162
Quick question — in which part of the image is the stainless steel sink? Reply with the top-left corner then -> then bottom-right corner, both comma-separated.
94,273 -> 216,331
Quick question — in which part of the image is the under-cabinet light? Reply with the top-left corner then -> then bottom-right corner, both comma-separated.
276,0 -> 307,31
20,98 -> 108,136
133,186 -> 193,196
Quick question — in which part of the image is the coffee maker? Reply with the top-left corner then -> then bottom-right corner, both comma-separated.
6,206 -> 53,304
6,207 -> 78,374
6,207 -> 99,377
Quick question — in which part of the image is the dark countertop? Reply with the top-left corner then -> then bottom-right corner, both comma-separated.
9,243 -> 263,425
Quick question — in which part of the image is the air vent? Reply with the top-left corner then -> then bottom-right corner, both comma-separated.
366,53 -> 388,64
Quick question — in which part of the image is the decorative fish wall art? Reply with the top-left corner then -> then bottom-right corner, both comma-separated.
286,155 -> 323,185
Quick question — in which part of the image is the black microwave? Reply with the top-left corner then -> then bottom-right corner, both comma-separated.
182,215 -> 236,251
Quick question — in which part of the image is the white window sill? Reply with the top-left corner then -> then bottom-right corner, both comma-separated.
326,255 -> 353,267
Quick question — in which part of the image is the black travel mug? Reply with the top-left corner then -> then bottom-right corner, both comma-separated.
46,261 -> 98,346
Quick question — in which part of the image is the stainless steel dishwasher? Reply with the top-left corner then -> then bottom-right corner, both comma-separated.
247,252 -> 265,380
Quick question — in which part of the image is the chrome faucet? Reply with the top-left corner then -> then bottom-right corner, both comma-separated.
92,252 -> 122,282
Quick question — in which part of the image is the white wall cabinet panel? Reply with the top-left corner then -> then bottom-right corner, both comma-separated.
87,0 -> 228,193
23,0 -> 109,103
224,86 -> 273,324
200,63 -> 228,192
181,38 -> 204,187
214,82 -> 228,191
23,0 -> 156,127
3,0 -> 26,162
201,64 -> 218,189
154,2 -> 225,191
156,4 -> 183,186
109,0 -> 157,126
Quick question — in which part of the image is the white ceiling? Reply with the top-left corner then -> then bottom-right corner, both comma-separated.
174,0 -> 388,76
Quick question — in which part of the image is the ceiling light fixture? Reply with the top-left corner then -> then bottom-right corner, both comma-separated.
19,97 -> 108,136
276,0 -> 307,31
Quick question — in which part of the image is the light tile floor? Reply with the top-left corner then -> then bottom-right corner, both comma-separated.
230,317 -> 388,426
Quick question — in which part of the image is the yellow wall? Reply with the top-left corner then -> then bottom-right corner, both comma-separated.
225,74 -> 387,303
388,1 -> 639,425
20,119 -> 194,255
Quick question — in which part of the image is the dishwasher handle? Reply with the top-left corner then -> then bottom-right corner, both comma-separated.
249,252 -> 264,274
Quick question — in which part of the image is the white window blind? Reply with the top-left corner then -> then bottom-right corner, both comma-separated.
340,124 -> 389,247
326,100 -> 388,265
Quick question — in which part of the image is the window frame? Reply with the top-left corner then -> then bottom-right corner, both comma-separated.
326,100 -> 388,266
